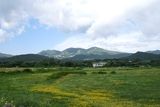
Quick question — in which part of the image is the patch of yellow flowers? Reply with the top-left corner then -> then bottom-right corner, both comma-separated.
31,85 -> 113,107
31,85 -> 159,107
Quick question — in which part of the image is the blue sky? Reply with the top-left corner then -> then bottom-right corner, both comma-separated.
0,0 -> 160,54
0,19 -> 70,55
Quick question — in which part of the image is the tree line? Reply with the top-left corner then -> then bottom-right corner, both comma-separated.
0,57 -> 160,67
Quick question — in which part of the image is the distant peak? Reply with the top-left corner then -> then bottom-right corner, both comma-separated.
136,51 -> 143,53
88,47 -> 101,49
87,47 -> 106,51
64,47 -> 84,50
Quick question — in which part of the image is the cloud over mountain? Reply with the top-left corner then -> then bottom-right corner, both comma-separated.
0,0 -> 159,52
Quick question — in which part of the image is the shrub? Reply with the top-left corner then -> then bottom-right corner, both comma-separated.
98,71 -> 107,74
72,71 -> 87,75
92,71 -> 107,74
75,67 -> 83,70
110,71 -> 116,74
48,71 -> 87,80
23,69 -> 33,73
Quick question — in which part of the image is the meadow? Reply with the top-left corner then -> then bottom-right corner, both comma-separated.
0,67 -> 160,107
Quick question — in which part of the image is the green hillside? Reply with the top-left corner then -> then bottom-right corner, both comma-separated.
3,54 -> 48,62
124,52 -> 160,60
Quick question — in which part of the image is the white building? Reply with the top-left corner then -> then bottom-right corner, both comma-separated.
92,62 -> 106,68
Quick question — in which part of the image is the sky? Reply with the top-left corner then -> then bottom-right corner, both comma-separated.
0,0 -> 160,55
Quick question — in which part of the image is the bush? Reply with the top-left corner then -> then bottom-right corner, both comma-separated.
98,71 -> 107,74
92,71 -> 107,74
23,69 -> 33,73
48,71 -> 87,80
110,71 -> 116,74
75,67 -> 83,70
72,71 -> 87,75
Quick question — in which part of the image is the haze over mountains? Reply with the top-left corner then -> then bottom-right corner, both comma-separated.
0,47 -> 160,61
146,50 -> 160,55
0,53 -> 12,58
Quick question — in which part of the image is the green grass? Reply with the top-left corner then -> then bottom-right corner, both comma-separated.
0,67 -> 160,107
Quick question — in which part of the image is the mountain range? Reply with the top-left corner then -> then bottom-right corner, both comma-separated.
0,53 -> 12,58
0,47 -> 160,61
39,47 -> 131,60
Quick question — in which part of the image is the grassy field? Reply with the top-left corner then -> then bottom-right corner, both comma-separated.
0,67 -> 160,107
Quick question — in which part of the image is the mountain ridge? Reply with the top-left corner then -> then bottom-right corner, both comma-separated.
123,52 -> 160,60
1,48 -> 160,61
0,52 -> 12,58
146,50 -> 160,55
39,47 -> 131,60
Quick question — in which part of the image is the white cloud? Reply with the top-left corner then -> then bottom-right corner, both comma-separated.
0,0 -> 160,52
55,0 -> 160,52
0,0 -> 29,42
55,31 -> 160,52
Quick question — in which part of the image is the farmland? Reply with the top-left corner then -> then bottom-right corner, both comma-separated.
0,67 -> 160,107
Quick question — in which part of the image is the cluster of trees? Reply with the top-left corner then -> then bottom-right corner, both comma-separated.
0,58 -> 92,67
0,57 -> 160,68
103,59 -> 160,67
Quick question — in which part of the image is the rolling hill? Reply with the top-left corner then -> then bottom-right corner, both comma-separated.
0,54 -> 49,62
123,52 -> 160,60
